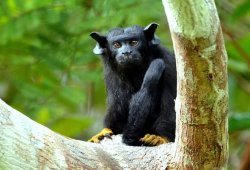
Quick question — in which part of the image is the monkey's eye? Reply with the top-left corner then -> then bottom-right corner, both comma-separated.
113,42 -> 122,48
130,40 -> 138,46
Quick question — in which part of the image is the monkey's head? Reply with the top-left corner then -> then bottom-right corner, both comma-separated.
90,23 -> 160,68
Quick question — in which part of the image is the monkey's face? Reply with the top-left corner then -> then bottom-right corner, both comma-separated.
104,26 -> 148,68
90,23 -> 160,68
107,32 -> 146,67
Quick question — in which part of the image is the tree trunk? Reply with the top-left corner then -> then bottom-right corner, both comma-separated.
162,0 -> 228,169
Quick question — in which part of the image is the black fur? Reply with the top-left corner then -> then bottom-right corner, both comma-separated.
90,23 -> 176,146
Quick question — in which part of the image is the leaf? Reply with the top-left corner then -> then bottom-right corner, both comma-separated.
36,107 -> 50,124
50,115 -> 93,137
229,113 -> 250,133
228,59 -> 249,74
232,1 -> 250,21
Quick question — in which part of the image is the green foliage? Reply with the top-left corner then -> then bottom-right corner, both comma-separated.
50,115 -> 93,137
0,0 -> 170,139
232,1 -> 250,21
229,113 -> 250,133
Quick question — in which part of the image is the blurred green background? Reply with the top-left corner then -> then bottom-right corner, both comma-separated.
0,0 -> 249,169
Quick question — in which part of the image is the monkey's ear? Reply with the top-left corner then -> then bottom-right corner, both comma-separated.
90,32 -> 107,55
144,23 -> 160,45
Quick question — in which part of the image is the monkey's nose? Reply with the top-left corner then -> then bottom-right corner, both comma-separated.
122,51 -> 132,55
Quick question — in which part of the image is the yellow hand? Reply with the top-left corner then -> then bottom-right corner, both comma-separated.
88,128 -> 113,143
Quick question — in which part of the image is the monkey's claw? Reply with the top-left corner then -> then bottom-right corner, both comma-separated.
139,134 -> 170,146
88,128 -> 113,143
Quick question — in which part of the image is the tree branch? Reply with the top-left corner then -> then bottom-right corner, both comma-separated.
0,99 -> 174,169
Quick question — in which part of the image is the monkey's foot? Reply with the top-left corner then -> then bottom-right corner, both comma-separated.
139,134 -> 170,146
88,128 -> 113,143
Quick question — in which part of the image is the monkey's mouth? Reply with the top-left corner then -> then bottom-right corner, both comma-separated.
116,54 -> 141,66
122,55 -> 133,61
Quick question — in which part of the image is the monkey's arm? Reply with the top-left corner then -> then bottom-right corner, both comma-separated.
88,100 -> 128,143
89,78 -> 129,143
88,99 -> 127,143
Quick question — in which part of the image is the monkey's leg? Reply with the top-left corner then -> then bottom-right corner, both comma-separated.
152,116 -> 176,143
122,59 -> 166,146
88,128 -> 113,143
122,88 -> 152,146
140,103 -> 175,146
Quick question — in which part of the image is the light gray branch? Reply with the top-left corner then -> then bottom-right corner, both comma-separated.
0,99 -> 174,170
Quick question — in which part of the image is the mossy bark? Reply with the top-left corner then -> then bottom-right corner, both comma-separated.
162,0 -> 228,169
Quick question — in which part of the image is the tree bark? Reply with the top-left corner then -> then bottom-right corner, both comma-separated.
0,99 -> 174,170
162,0 -> 228,169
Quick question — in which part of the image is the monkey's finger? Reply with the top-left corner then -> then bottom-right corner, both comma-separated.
104,133 -> 113,139
88,137 -> 101,143
140,134 -> 170,146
